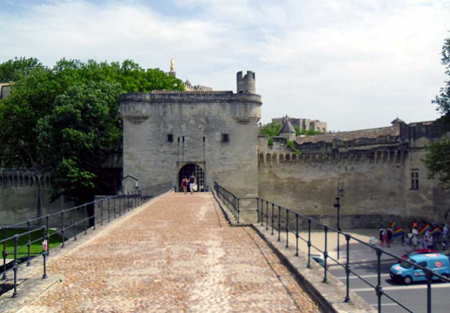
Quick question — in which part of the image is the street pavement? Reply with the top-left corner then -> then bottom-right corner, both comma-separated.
274,226 -> 450,312
18,193 -> 319,312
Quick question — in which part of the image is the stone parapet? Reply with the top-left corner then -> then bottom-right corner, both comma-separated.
119,91 -> 262,105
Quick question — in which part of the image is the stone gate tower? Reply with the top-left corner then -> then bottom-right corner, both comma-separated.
120,71 -> 262,216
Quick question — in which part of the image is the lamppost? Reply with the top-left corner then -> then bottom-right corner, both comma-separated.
334,178 -> 345,259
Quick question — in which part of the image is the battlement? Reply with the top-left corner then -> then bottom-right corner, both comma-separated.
258,146 -> 409,169
237,71 -> 256,94
119,91 -> 262,105
0,168 -> 50,188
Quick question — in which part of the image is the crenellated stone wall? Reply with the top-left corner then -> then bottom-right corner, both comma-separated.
258,117 -> 450,229
0,169 -> 72,225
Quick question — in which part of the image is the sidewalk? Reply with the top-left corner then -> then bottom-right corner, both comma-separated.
18,193 -> 319,312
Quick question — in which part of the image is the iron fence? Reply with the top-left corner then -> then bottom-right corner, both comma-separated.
214,182 -> 450,313
0,181 -> 172,298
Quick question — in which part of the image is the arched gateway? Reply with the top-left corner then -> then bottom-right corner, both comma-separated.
178,164 -> 205,192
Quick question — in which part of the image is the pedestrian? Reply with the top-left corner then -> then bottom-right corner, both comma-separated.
379,229 -> 384,245
189,173 -> 196,195
427,235 -> 434,250
387,228 -> 393,248
381,229 -> 387,247
444,224 -> 449,240
181,176 -> 189,194
419,236 -> 425,249
412,235 -> 418,250
407,233 -> 413,251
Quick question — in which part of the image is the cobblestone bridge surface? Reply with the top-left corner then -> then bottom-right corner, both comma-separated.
20,193 -> 319,312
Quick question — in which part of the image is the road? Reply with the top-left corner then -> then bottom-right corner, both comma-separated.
328,260 -> 450,313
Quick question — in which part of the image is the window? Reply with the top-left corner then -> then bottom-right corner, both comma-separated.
411,170 -> 419,190
167,134 -> 173,142
222,133 -> 230,143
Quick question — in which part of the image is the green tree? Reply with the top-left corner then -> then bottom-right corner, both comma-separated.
37,82 -> 122,202
0,58 -> 184,202
259,122 -> 282,146
294,126 -> 324,136
424,34 -> 450,189
0,57 -> 43,82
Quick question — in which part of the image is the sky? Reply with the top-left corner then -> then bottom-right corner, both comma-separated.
0,0 -> 449,131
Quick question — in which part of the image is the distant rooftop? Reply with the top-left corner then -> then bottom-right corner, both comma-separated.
296,126 -> 399,144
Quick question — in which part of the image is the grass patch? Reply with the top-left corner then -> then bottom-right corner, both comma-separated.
1,228 -> 63,259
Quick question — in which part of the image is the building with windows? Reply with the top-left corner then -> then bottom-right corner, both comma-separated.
120,71 -> 262,221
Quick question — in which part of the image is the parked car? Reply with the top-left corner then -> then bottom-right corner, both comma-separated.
398,249 -> 437,263
390,253 -> 450,285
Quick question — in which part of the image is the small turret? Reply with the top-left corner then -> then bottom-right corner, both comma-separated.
279,119 -> 296,141
237,71 -> 256,94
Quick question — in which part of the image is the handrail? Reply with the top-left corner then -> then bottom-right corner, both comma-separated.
1,181 -> 172,298
214,182 -> 450,313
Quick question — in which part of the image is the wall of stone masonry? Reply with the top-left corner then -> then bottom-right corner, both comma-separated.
0,169 -> 71,226
120,90 -> 262,221
258,119 -> 450,229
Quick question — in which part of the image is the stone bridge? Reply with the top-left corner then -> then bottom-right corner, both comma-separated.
4,192 -> 322,312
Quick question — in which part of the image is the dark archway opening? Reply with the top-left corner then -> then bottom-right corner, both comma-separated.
178,164 -> 205,192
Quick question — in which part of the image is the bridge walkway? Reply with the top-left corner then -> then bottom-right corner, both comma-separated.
19,192 -> 319,312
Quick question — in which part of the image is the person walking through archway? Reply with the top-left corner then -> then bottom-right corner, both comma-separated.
189,173 -> 197,195
181,176 -> 189,194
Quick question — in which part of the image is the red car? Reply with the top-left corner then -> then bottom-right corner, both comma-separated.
398,249 -> 438,263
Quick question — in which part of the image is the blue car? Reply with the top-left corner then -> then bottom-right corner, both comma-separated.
390,253 -> 450,285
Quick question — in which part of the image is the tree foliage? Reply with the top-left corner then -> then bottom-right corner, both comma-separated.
0,58 -> 184,202
425,34 -> 450,189
259,122 -> 324,146
0,57 -> 43,82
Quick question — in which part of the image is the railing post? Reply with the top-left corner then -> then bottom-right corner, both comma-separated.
256,198 -> 260,224
93,203 -> 96,230
323,226 -> 328,283
295,214 -> 299,257
45,215 -> 50,256
61,211 -> 65,248
27,220 -> 31,266
278,206 -> 281,242
237,198 -> 240,224
260,199 -> 264,227
426,269 -> 432,313
271,203 -> 274,235
84,205 -> 87,235
12,235 -> 18,298
285,209 -> 289,249
375,247 -> 383,313
100,199 -> 104,226
108,198 -> 111,223
307,218 -> 312,268
2,226 -> 7,280
345,234 -> 351,302
42,227 -> 47,280
73,208 -> 77,241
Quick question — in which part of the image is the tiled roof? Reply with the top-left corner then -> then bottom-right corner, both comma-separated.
296,126 -> 399,144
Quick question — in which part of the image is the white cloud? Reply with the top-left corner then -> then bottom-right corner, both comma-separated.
0,0 -> 449,130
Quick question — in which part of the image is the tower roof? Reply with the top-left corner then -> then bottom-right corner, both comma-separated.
280,120 -> 296,134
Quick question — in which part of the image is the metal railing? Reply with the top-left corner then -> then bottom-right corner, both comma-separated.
214,182 -> 450,313
1,181 -> 172,298
214,182 -> 240,223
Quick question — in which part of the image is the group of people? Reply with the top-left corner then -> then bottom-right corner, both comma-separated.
379,228 -> 394,248
372,222 -> 450,251
180,173 -> 197,195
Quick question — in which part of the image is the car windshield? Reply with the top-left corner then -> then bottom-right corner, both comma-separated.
400,259 -> 416,269
409,252 -> 418,256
